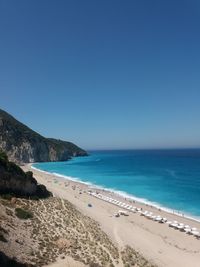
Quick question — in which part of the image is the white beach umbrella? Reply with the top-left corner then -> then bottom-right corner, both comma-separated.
146,214 -> 152,218
146,214 -> 153,219
184,228 -> 192,234
131,208 -> 136,212
169,223 -> 178,228
177,225 -> 184,230
191,231 -> 199,236
155,217 -> 162,221
194,232 -> 200,238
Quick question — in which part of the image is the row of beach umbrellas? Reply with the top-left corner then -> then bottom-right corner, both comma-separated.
88,191 -> 200,239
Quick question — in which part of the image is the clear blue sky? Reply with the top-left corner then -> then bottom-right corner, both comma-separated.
0,0 -> 200,150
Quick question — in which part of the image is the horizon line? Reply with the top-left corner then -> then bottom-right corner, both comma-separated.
86,147 -> 200,151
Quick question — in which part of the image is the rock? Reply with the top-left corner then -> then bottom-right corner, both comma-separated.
0,151 -> 52,198
0,108 -> 88,164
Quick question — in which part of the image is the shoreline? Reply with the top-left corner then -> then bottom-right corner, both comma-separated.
22,163 -> 200,267
31,164 -> 200,223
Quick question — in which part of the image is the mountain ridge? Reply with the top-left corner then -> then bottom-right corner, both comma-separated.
0,109 -> 87,163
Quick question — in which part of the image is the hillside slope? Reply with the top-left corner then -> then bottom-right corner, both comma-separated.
0,151 -> 51,198
0,109 -> 87,163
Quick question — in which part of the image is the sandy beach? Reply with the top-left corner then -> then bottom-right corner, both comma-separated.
22,164 -> 200,267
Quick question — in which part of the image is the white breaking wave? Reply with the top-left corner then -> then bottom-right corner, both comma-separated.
31,164 -> 200,223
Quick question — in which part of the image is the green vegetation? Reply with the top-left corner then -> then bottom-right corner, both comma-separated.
0,151 -> 8,161
15,208 -> 33,220
1,194 -> 14,200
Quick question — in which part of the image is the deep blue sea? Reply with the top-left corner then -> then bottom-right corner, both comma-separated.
34,149 -> 200,219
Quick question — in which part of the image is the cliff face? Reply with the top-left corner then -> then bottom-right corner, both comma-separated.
0,109 -> 87,163
0,151 -> 51,198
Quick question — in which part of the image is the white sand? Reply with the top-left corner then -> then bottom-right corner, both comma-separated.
45,257 -> 86,267
22,164 -> 200,267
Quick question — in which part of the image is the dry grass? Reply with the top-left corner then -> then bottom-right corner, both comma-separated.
121,246 -> 157,267
0,197 -> 157,267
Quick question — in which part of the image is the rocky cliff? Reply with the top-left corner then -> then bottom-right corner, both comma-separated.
0,109 -> 87,163
0,151 -> 51,198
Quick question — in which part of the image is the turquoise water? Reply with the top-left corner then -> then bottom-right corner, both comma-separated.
34,149 -> 200,219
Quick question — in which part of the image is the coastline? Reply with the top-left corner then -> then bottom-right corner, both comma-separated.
31,165 -> 200,223
22,164 -> 200,267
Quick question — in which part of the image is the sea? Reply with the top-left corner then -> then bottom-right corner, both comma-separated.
33,149 -> 200,221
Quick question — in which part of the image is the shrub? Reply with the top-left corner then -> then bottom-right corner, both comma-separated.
15,208 -> 33,220
0,150 -> 8,161
1,194 -> 13,200
26,171 -> 33,178
89,263 -> 102,267
0,234 -> 7,242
